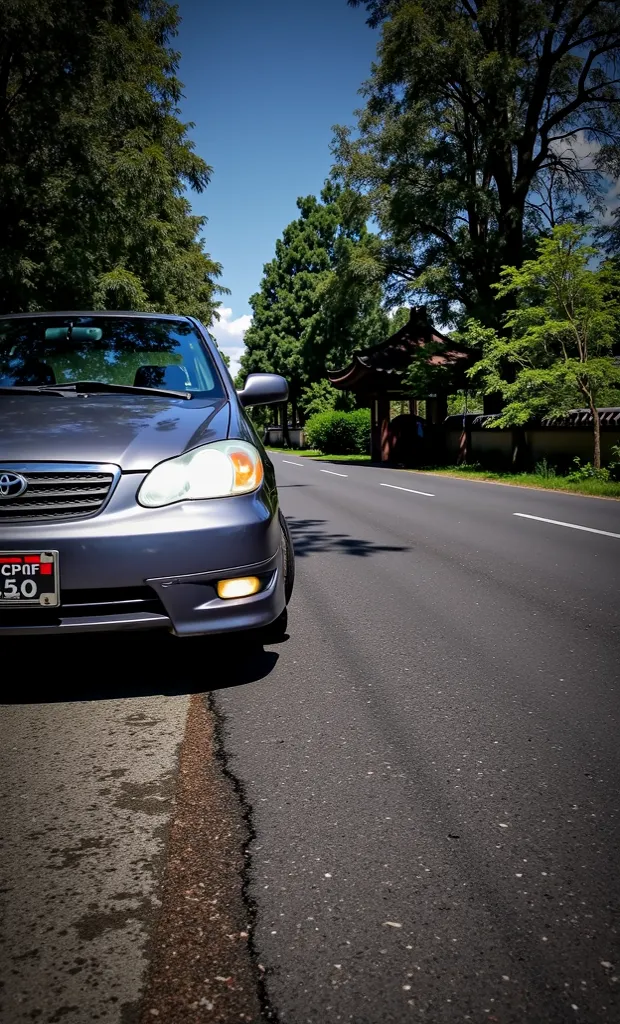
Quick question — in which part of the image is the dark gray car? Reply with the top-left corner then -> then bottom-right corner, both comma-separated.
0,312 -> 293,638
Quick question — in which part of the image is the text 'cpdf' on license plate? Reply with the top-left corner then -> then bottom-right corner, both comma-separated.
0,551 -> 60,607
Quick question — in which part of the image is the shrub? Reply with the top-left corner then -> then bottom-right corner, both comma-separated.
298,379 -> 355,419
304,408 -> 371,455
609,443 -> 620,483
566,456 -> 610,482
534,458 -> 557,479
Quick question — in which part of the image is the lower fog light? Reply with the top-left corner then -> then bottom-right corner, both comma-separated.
216,576 -> 261,600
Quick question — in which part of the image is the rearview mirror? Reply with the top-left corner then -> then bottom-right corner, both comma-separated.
237,373 -> 288,408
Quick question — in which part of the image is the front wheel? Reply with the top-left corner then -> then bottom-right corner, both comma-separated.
251,511 -> 293,645
279,509 -> 294,604
259,605 -> 288,644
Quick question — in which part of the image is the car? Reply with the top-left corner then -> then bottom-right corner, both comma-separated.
0,311 -> 294,640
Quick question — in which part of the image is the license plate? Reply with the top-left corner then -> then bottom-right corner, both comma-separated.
0,551 -> 60,607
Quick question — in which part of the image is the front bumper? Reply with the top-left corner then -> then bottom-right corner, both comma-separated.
0,473 -> 285,636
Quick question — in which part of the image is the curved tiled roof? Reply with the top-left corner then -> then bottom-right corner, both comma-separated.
328,307 -> 472,392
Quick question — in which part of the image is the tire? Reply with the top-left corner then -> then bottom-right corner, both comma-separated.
250,511 -> 293,645
259,605 -> 288,644
279,509 -> 295,605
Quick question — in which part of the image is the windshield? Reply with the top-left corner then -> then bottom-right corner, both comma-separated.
0,316 -> 225,398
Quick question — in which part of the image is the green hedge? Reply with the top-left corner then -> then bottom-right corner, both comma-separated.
304,408 -> 371,455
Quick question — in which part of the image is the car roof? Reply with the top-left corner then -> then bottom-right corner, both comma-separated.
0,311 -> 194,322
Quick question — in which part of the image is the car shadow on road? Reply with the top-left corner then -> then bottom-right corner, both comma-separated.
286,516 -> 410,558
2,632 -> 279,704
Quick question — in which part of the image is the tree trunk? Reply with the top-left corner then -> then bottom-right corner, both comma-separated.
281,402 -> 290,447
591,404 -> 601,470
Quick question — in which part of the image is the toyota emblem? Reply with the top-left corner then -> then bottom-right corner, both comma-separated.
0,471 -> 27,499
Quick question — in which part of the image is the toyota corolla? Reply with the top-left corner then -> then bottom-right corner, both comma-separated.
0,312 -> 294,639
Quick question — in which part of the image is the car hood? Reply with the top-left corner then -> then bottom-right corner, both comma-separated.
0,393 -> 231,471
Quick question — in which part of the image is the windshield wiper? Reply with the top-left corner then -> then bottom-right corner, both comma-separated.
39,380 -> 193,400
0,385 -> 79,398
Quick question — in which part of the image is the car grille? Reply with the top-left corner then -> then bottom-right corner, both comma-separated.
0,470 -> 116,522
0,586 -> 167,627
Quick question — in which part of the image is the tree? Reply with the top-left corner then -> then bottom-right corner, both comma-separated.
298,379 -> 354,420
239,185 -> 388,429
463,224 -> 620,467
0,1 -> 224,320
334,1 -> 620,331
389,307 -> 411,333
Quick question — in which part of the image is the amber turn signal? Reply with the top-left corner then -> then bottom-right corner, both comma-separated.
216,576 -> 261,600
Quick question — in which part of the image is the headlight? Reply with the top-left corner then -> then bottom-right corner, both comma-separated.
138,440 -> 264,508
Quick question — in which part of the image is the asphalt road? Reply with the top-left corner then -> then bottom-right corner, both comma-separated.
213,459 -> 620,1024
1,460 -> 619,1024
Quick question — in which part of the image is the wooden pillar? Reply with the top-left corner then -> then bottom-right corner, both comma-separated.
409,398 -> 418,417
371,395 -> 391,462
371,397 -> 381,462
379,396 -> 391,462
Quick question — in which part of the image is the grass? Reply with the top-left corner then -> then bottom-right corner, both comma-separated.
267,448 -> 371,464
267,448 -> 620,498
413,465 -> 620,498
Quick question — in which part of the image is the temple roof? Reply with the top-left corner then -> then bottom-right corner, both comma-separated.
328,307 -> 472,395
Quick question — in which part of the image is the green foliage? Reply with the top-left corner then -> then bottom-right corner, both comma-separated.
534,458 -> 557,479
566,457 -> 610,482
402,337 -> 466,397
299,379 -> 354,419
337,1 -> 620,328
447,390 -> 484,416
609,443 -> 620,482
422,463 -> 620,497
0,1 -> 224,318
239,185 -> 389,413
389,307 -> 411,333
304,409 -> 371,455
463,224 -> 620,464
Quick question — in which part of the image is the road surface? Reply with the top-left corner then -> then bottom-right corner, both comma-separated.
1,458 -> 619,1023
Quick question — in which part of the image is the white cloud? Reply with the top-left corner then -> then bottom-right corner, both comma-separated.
553,129 -> 600,167
209,305 -> 252,377
601,180 -> 620,226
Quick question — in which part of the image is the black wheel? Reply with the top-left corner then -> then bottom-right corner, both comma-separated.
279,508 -> 294,604
259,605 -> 288,644
249,511 -> 293,646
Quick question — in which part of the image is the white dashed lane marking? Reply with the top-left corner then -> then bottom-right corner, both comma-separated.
380,482 -> 435,498
281,459 -> 305,467
513,513 -> 620,540
320,469 -> 348,478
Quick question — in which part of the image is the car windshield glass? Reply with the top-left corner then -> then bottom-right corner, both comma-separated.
0,316 -> 224,398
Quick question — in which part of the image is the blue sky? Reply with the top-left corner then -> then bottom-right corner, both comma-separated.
176,0 -> 379,370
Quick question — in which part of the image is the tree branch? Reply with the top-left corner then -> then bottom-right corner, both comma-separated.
539,53 -> 620,140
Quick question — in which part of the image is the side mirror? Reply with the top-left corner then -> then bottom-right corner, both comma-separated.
237,373 -> 289,408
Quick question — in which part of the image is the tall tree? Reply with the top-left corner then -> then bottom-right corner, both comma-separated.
0,0 -> 224,319
239,185 -> 389,426
463,224 -> 620,467
334,1 -> 620,330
